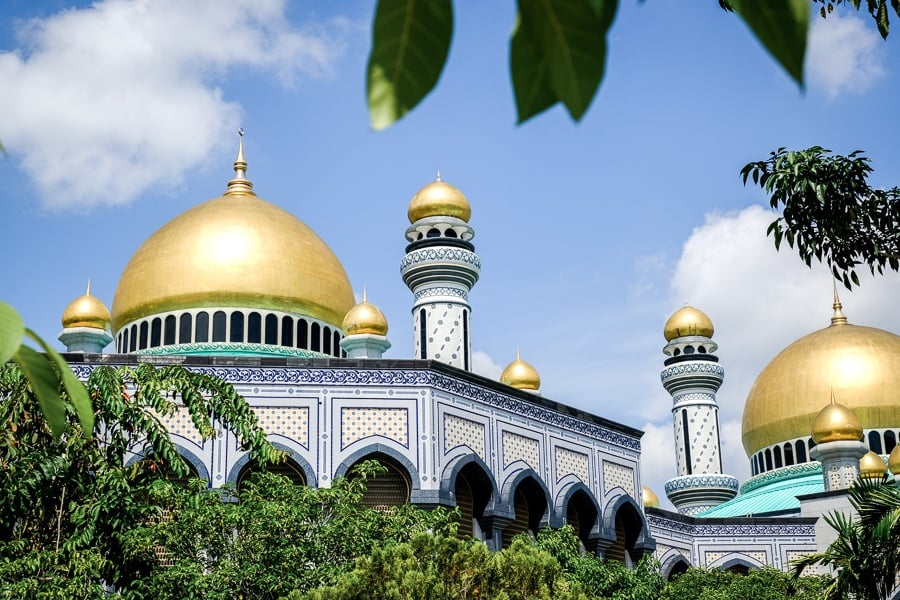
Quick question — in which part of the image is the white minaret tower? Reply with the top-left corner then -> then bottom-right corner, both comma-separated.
401,174 -> 479,370
660,305 -> 738,515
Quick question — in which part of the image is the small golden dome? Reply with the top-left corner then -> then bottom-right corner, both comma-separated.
342,291 -> 388,336
500,350 -> 541,391
742,296 -> 900,457
112,138 -> 354,331
811,396 -> 863,444
642,486 -> 660,508
888,444 -> 900,475
859,450 -> 888,479
407,173 -> 471,223
62,281 -> 112,331
663,305 -> 714,341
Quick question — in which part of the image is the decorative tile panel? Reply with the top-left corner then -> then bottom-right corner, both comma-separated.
704,550 -> 767,566
444,414 -> 485,460
341,407 -> 409,449
160,406 -> 202,445
555,447 -> 589,483
252,407 -> 309,448
603,461 -> 635,497
502,431 -> 539,469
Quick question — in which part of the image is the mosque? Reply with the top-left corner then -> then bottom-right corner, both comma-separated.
57,136 -> 900,573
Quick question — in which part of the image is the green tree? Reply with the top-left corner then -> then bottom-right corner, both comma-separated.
0,362 -> 279,596
121,463 -> 458,599
741,147 -> 900,288
791,477 -> 900,600
661,566 -> 827,600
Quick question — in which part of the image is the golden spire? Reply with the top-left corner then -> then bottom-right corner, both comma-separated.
86,277 -> 92,296
225,128 -> 255,196
831,281 -> 848,326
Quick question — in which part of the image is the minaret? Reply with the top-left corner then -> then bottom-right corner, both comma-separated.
59,280 -> 114,353
660,305 -> 738,515
401,174 -> 480,370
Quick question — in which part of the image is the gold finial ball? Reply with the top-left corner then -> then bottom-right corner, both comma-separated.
500,354 -> 541,391
888,444 -> 900,475
663,305 -> 714,341
642,486 -> 660,509
811,401 -> 864,444
62,291 -> 112,331
407,178 -> 471,224
859,450 -> 888,479
341,299 -> 388,336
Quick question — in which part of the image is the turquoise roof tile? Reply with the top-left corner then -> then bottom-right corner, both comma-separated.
698,463 -> 824,518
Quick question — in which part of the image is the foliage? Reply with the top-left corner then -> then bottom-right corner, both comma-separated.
296,532 -> 585,600
366,1 -> 846,129
0,362 -> 278,594
661,566 -> 827,600
121,463 -> 458,599
741,147 -> 900,288
812,0 -> 900,38
0,300 -> 92,439
790,477 -> 900,600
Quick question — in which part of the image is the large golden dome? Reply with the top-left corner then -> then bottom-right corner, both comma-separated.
111,140 -> 354,331
742,298 -> 900,457
407,174 -> 471,223
663,305 -> 714,341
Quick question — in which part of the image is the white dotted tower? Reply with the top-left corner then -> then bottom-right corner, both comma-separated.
660,305 -> 738,515
401,174 -> 480,370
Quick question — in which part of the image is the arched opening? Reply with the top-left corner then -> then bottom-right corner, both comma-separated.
139,321 -> 149,349
773,445 -> 783,468
151,317 -> 162,347
724,563 -> 751,575
236,456 -> 307,492
885,430 -> 896,454
162,459 -> 201,488
130,324 -> 138,352
784,442 -> 794,466
698,345 -> 706,353
248,312 -> 262,344
333,331 -> 342,357
297,319 -> 308,350
795,440 -> 807,463
281,316 -> 294,347
179,313 -> 192,344
445,228 -> 457,238
683,345 -> 695,354
565,489 -> 599,550
230,312 -> 244,343
311,323 -> 321,353
212,311 -> 226,342
264,314 -> 278,345
605,502 -> 644,567
195,312 -> 209,343
502,477 -> 547,547
764,448 -> 773,471
347,454 -> 411,512
121,329 -> 129,354
454,463 -> 493,540
323,326 -> 332,355
667,559 -> 689,580
426,228 -> 441,238
868,431 -> 883,454
751,454 -> 758,476
164,315 -> 176,346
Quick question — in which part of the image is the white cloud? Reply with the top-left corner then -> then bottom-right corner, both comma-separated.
638,421 -> 676,509
668,205 -> 900,480
471,350 -> 504,381
806,11 -> 885,98
0,0 -> 346,209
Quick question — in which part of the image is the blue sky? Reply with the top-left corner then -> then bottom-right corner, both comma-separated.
1,0 -> 899,504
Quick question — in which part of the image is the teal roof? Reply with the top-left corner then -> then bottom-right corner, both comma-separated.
698,462 -> 824,518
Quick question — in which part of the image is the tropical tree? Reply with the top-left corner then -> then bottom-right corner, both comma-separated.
791,477 -> 900,600
661,565 -> 827,600
0,362 -> 279,596
741,147 -> 900,289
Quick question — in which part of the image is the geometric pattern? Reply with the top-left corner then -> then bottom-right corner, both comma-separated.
503,431 -> 539,470
685,405 -> 721,474
340,407 -> 409,449
555,446 -> 589,483
444,414 -> 486,460
603,461 -> 635,497
160,406 -> 202,445
252,407 -> 309,448
704,550 -> 767,566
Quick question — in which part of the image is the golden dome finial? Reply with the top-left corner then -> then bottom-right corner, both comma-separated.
831,281 -> 848,326
342,290 -> 389,336
642,486 -> 660,508
860,450 -> 888,479
408,174 -> 471,223
435,169 -> 442,182
501,350 -> 541,391
62,279 -> 112,331
888,444 -> 900,475
225,128 -> 255,196
811,392 -> 863,444
663,305 -> 714,341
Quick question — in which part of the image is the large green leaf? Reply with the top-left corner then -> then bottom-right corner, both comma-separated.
14,345 -> 67,440
367,0 -> 453,130
510,14 -> 556,123
731,0 -> 809,86
0,301 -> 25,364
514,0 -> 617,122
27,328 -> 94,434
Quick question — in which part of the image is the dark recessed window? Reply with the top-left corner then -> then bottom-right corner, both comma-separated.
212,311 -> 226,342
130,324 -> 138,352
795,440 -> 807,463
121,330 -> 128,353
323,326 -> 331,354
179,313 -> 192,344
426,228 -> 440,238
297,319 -> 308,350
248,312 -> 261,344
784,442 -> 794,466
333,331 -> 341,357
230,312 -> 244,343
445,229 -> 457,238
164,315 -> 176,346
139,322 -> 149,350
764,449 -> 773,471
869,431 -> 883,454
311,323 -> 320,352
150,318 -> 162,348
281,316 -> 294,347
195,312 -> 209,343
773,445 -> 783,468
265,314 -> 278,345
885,431 -> 896,454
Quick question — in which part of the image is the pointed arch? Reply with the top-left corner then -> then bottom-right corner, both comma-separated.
226,442 -> 315,489
554,479 -> 602,551
600,492 -> 655,565
499,466 -> 552,547
338,448 -> 416,511
441,452 -> 501,515
707,552 -> 764,572
659,549 -> 691,580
